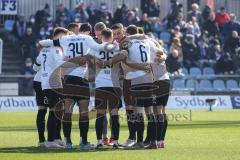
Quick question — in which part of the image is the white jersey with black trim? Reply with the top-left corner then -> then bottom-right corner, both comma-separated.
89,43 -> 120,88
39,34 -> 108,78
36,47 -> 65,90
148,39 -> 170,81
34,68 -> 42,82
122,38 -> 155,80
33,63 -> 41,82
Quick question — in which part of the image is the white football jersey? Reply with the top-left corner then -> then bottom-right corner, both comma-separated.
33,68 -> 41,82
36,47 -> 65,90
33,63 -> 41,82
122,38 -> 156,80
148,39 -> 170,81
89,43 -> 120,88
55,34 -> 107,77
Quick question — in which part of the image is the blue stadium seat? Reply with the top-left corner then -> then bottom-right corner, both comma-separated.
160,31 -> 171,44
190,67 -> 202,75
197,80 -> 212,91
173,79 -> 185,90
226,80 -> 238,90
4,20 -> 15,32
182,67 -> 188,75
203,67 -> 215,75
186,79 -> 195,90
213,80 -> 225,90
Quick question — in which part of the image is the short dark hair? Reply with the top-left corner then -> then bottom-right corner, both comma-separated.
126,25 -> 138,35
111,23 -> 124,30
53,27 -> 68,37
94,22 -> 106,31
67,23 -> 80,30
101,28 -> 113,39
79,23 -> 92,33
137,27 -> 144,34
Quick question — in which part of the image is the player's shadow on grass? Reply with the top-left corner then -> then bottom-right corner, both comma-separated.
0,146 -> 131,153
0,121 -> 239,132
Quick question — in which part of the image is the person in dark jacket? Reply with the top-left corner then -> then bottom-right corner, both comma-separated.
182,34 -> 199,68
215,53 -> 236,74
19,58 -> 35,96
137,13 -> 152,34
166,49 -> 182,75
224,30 -> 240,55
202,13 -> 219,38
20,27 -> 38,60
223,14 -> 240,39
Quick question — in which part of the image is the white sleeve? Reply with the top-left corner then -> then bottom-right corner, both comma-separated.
149,40 -> 161,53
87,49 -> 97,57
36,54 -> 41,65
33,64 -> 40,72
53,48 -> 65,66
58,36 -> 68,47
86,36 -> 106,51
39,39 -> 54,47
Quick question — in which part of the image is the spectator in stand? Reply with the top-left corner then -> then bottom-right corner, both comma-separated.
187,3 -> 202,25
39,17 -> 55,39
99,2 -> 113,26
38,27 -> 48,40
182,34 -> 199,68
185,24 -> 198,40
56,4 -> 71,26
154,16 -> 167,39
200,30 -> 211,44
137,13 -> 152,34
202,5 -> 212,23
123,11 -> 139,26
208,42 -> 222,63
121,4 -> 130,22
132,8 -> 141,22
197,40 -> 215,67
170,13 -> 186,31
223,14 -> 240,40
202,13 -> 219,38
224,31 -> 240,55
215,53 -> 236,75
166,49 -> 183,76
148,0 -> 160,18
224,31 -> 240,68
113,6 -> 123,24
215,7 -> 230,31
12,14 -> 27,40
27,15 -> 37,34
86,3 -> 101,26
171,26 -> 183,39
189,17 -> 201,38
71,3 -> 89,23
19,58 -> 35,96
56,14 -> 68,27
166,0 -> 183,29
141,0 -> 149,14
20,27 -> 38,60
112,4 -> 129,24
35,4 -> 50,35
170,37 -> 183,62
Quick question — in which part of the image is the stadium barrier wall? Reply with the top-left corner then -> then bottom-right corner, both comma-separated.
0,96 -> 239,111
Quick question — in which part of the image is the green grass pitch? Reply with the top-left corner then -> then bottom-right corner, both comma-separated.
0,110 -> 240,160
